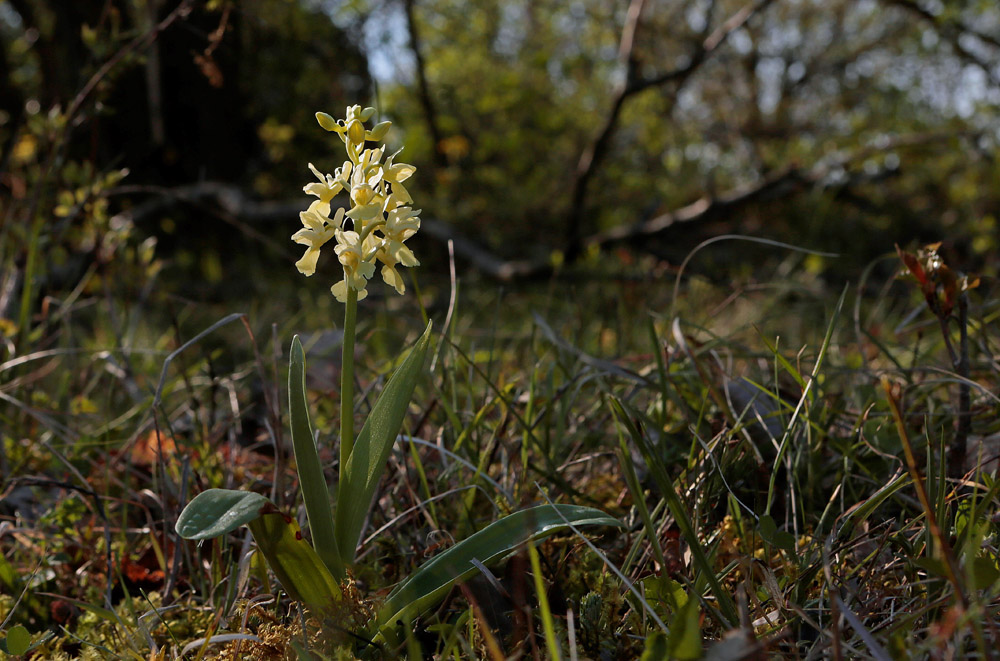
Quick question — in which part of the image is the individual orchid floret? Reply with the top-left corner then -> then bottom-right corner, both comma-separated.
367,121 -> 391,142
292,204 -> 342,276
346,151 -> 387,225
382,150 -> 416,205
331,228 -> 376,302
347,187 -> 383,226
375,201 -> 420,294
303,162 -> 351,216
379,260 -> 407,295
355,146 -> 386,187
316,105 -> 378,149
382,202 -> 421,263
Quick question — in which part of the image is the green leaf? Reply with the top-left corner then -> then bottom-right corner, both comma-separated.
38,594 -> 116,622
757,514 -> 795,553
758,514 -> 777,540
840,472 -> 910,539
289,336 -> 342,579
248,512 -> 342,613
375,504 -> 622,640
667,592 -> 702,660
4,624 -> 31,656
704,629 -> 759,661
0,554 -> 20,596
640,632 -> 668,661
970,555 -> 1000,590
175,489 -> 341,612
290,640 -> 312,660
336,322 -> 433,562
643,575 -> 688,613
913,557 -> 947,579
175,489 -> 271,540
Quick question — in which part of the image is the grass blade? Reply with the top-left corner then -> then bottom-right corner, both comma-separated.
528,539 -> 563,660
611,398 -> 739,626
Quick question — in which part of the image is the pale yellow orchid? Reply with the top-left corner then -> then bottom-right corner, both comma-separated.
303,162 -> 351,216
298,105 -> 421,302
356,146 -> 386,183
382,149 -> 416,205
346,153 -> 387,225
381,204 -> 421,267
292,204 -> 342,276
331,228 -> 376,302
374,202 -> 420,294
379,260 -> 407,295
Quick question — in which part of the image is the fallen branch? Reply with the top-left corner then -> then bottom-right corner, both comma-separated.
104,130 -> 967,282
585,166 -> 805,247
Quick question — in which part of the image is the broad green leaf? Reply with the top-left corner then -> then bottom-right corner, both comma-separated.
704,629 -> 760,661
248,512 -> 342,612
667,592 -> 702,660
0,554 -> 17,590
289,335 -> 342,579
336,322 -> 433,561
640,632 -> 668,661
970,555 -> 1000,591
175,489 -> 271,539
643,575 -> 688,613
913,557 -> 947,579
375,504 -> 622,639
759,514 -> 776,539
4,625 -> 30,656
176,489 -> 341,612
291,640 -> 312,660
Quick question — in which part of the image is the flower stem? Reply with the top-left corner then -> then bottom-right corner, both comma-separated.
340,285 -> 357,481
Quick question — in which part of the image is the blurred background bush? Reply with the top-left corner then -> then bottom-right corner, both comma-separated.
1,0 -> 997,316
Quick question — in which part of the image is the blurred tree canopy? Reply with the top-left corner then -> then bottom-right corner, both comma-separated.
381,0 -> 999,274
0,0 -> 997,307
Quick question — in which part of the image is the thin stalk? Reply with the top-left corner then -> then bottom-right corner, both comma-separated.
882,377 -> 968,608
16,216 -> 42,348
949,294 -> 971,479
616,436 -> 665,569
528,540 -> 563,661
339,286 -> 358,481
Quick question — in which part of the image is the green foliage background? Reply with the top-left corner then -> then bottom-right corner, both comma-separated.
2,0 -> 997,302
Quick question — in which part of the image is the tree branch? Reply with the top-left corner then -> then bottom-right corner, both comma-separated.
403,0 -> 448,170
561,0 -> 645,262
106,131 -> 962,283
585,166 -> 805,246
561,0 -> 774,262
